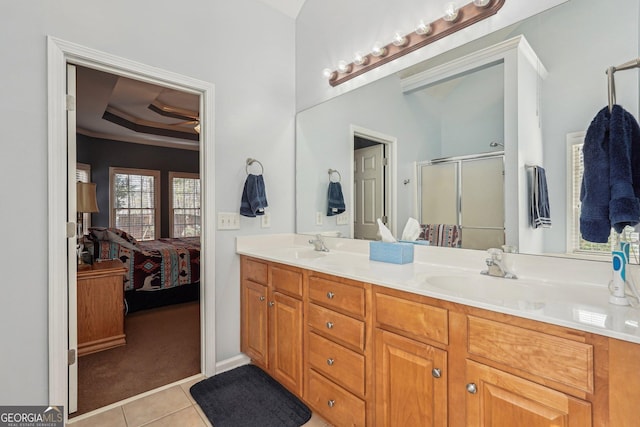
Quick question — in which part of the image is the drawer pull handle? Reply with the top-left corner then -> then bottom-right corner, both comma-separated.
327,399 -> 336,408
327,291 -> 335,299
432,368 -> 441,378
268,301 -> 275,307
327,358 -> 335,366
259,296 -> 265,301
326,321 -> 334,329
466,383 -> 477,394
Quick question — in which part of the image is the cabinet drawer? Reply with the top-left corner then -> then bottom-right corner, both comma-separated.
271,265 -> 303,298
309,276 -> 365,318
308,332 -> 365,396
308,303 -> 365,352
375,292 -> 448,345
243,257 -> 268,284
467,316 -> 594,393
307,370 -> 366,427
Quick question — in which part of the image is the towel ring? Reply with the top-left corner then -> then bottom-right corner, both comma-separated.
246,158 -> 264,175
328,169 -> 341,183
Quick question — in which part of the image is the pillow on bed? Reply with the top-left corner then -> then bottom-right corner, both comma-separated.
89,227 -> 140,251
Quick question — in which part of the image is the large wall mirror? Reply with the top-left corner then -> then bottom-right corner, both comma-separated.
296,0 -> 639,259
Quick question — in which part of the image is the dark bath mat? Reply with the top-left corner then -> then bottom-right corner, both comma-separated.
190,364 -> 312,427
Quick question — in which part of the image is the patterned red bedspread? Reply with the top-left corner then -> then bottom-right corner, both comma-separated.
95,237 -> 200,291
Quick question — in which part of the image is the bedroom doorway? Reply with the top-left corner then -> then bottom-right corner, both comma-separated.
47,37 -> 216,422
71,64 -> 203,416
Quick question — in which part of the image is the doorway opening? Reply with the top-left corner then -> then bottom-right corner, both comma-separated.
71,64 -> 203,416
47,37 -> 216,423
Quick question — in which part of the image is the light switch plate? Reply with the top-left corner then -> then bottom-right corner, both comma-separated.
336,212 -> 349,225
316,212 -> 323,225
217,212 -> 240,230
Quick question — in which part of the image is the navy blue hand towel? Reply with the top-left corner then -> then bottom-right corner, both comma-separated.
609,105 -> 640,233
580,105 -> 640,242
240,174 -> 268,217
530,166 -> 551,229
580,106 -> 611,242
327,181 -> 345,216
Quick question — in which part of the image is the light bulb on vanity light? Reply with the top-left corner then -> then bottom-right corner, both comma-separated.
392,32 -> 409,47
323,68 -> 337,81
443,2 -> 460,22
354,51 -> 369,66
371,42 -> 387,58
473,0 -> 491,7
337,60 -> 352,74
415,20 -> 432,36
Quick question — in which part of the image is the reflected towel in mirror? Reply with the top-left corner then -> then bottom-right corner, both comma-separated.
530,166 -> 551,229
327,181 -> 345,216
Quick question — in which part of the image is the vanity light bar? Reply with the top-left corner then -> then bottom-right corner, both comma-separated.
326,0 -> 505,87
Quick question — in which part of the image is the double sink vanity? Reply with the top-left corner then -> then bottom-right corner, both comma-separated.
237,234 -> 640,426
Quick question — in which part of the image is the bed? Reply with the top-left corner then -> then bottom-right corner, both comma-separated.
89,227 -> 200,313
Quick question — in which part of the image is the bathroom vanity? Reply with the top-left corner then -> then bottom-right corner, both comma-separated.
238,234 -> 640,426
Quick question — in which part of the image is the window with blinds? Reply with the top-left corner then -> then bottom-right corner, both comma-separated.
76,163 -> 91,235
109,167 -> 160,241
569,134 -> 638,260
169,172 -> 200,238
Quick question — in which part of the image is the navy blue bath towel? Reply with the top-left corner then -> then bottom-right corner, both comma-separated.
530,166 -> 551,228
580,105 -> 640,242
240,174 -> 268,217
327,181 -> 345,216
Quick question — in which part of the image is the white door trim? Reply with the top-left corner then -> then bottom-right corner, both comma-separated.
349,125 -> 397,239
47,36 -> 216,421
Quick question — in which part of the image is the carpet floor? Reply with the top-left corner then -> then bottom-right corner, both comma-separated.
73,300 -> 201,417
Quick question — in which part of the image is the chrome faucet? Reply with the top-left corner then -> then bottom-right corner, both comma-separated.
481,248 -> 517,279
309,234 -> 330,252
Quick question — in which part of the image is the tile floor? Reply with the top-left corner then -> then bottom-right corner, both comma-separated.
68,375 -> 332,427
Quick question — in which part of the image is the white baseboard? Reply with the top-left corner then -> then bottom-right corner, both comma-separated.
215,353 -> 250,374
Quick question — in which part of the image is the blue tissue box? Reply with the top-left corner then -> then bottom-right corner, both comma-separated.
369,241 -> 414,264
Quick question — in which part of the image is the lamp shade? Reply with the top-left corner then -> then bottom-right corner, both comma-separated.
77,182 -> 99,213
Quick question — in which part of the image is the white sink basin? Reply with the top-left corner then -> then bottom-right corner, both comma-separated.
421,274 -> 550,307
291,248 -> 328,259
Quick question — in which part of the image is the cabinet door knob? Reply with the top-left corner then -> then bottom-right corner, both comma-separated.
259,296 -> 265,301
466,383 -> 477,394
326,321 -> 334,329
327,291 -> 335,299
327,399 -> 336,408
327,358 -> 335,366
432,368 -> 441,378
268,301 -> 275,307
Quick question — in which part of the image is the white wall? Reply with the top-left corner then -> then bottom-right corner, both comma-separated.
0,0 -> 295,405
296,0 -> 566,111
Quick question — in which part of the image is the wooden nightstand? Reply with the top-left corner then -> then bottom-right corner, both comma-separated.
77,260 -> 127,356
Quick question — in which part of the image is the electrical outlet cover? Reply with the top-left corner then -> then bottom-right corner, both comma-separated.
261,212 -> 271,228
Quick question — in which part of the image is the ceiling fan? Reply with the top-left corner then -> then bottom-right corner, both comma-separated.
148,101 -> 200,133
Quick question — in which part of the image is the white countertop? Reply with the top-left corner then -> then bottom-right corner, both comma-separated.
237,234 -> 640,344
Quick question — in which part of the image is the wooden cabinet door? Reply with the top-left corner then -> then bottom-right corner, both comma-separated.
269,291 -> 303,396
465,360 -> 592,427
375,329 -> 447,427
241,280 -> 268,368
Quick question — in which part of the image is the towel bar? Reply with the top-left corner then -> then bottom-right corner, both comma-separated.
328,168 -> 341,182
246,158 -> 264,175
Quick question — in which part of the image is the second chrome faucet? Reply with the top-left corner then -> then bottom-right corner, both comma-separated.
481,248 -> 517,279
309,234 -> 330,252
